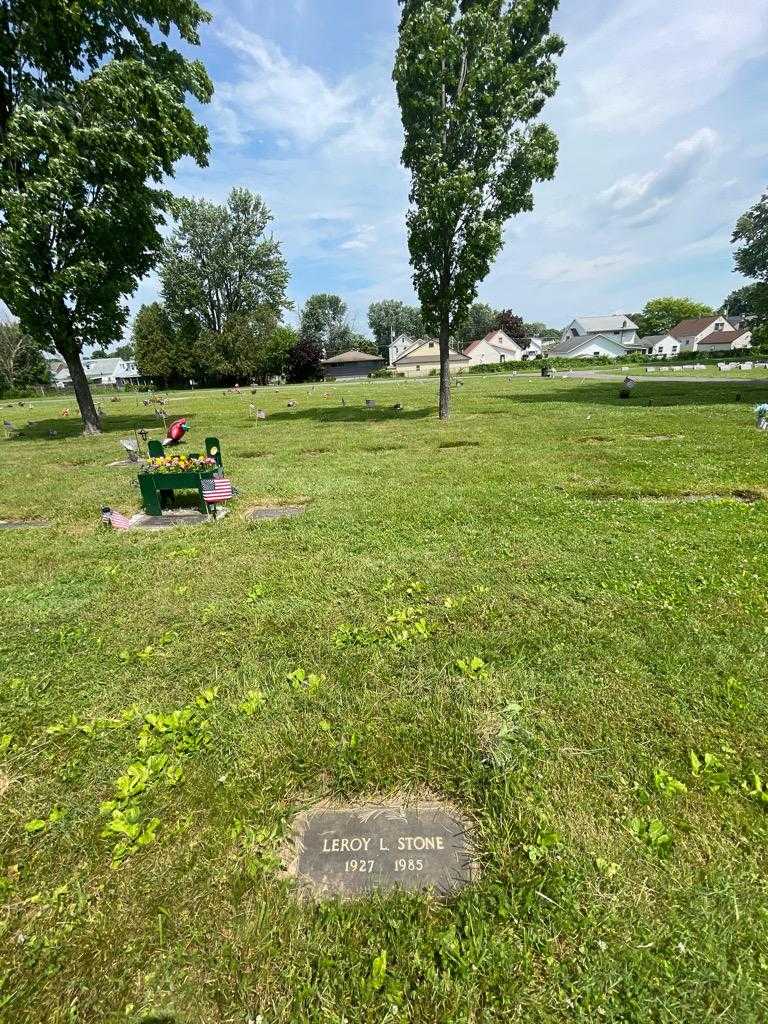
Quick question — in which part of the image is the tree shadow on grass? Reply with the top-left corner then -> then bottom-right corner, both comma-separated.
15,412 -> 197,441
266,406 -> 433,423
493,380 -> 768,408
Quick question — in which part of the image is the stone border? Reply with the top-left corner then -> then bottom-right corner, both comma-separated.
282,795 -> 479,902
126,507 -> 230,530
0,519 -> 51,530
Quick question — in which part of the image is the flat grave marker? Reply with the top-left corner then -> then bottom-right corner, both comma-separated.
288,801 -> 475,899
248,505 -> 306,521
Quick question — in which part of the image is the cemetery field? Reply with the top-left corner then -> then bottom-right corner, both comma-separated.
3,373 -> 768,1023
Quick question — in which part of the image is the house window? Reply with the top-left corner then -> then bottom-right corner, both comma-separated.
715,322 -> 723,331
672,344 -> 678,352
428,341 -> 434,348
416,365 -> 420,371
500,354 -> 505,363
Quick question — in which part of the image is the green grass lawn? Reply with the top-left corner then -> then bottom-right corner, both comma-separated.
2,374 -> 768,1023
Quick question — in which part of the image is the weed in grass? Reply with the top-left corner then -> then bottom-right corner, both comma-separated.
455,656 -> 489,681
629,817 -> 674,855
652,766 -> 688,797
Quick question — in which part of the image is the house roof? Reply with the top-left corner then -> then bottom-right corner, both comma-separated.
84,357 -> 120,375
573,315 -> 638,333
321,349 -> 384,365
548,333 -> 629,357
697,329 -> 750,347
669,317 -> 726,339
464,330 -> 523,355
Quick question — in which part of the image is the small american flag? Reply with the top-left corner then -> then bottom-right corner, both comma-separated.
102,508 -> 132,530
202,477 -> 234,504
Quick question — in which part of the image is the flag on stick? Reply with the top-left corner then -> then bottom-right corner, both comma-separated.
102,508 -> 132,530
201,477 -> 234,504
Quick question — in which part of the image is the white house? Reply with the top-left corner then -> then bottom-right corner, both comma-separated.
521,337 -> 544,360
548,332 -> 632,359
559,314 -> 639,350
627,333 -> 681,359
670,316 -> 752,353
463,329 -> 525,366
54,356 -> 143,389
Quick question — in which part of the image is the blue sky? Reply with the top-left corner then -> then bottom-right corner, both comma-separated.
135,0 -> 768,334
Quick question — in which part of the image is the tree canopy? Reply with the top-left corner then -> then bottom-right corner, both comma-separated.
733,191 -> 768,285
0,321 -> 49,391
722,283 -> 768,322
495,309 -> 527,341
634,297 -> 714,337
368,300 -> 425,355
454,303 -> 498,349
0,1 -> 212,431
394,0 -> 563,417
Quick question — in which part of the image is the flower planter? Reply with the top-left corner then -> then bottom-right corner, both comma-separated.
138,469 -> 216,516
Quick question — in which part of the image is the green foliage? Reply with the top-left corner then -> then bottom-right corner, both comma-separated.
161,188 -> 291,384
288,293 -> 371,382
455,656 -> 489,680
0,321 -> 49,391
133,302 -> 194,387
495,310 -> 527,341
652,766 -> 688,797
733,190 -> 768,284
394,0 -> 563,416
635,297 -> 714,337
629,817 -> 674,855
454,302 -> 498,349
0,2 -> 212,431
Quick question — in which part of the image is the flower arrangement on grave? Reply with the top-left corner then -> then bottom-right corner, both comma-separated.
140,454 -> 218,475
754,403 -> 768,430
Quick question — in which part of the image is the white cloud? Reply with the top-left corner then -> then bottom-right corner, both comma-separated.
214,24 -> 359,145
569,0 -> 768,131
599,128 -> 719,226
531,252 -> 644,285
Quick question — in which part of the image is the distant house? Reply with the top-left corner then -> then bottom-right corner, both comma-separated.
388,333 -> 420,365
521,337 -> 544,360
464,329 -> 525,366
54,356 -> 143,389
627,333 -> 681,359
559,314 -> 639,351
670,315 -> 752,352
321,349 -> 385,380
548,332 -> 633,359
391,338 -> 471,377
696,329 -> 752,353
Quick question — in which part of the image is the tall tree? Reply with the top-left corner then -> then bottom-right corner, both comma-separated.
296,293 -> 377,358
454,302 -> 498,349
722,283 -> 768,322
133,301 -> 194,387
394,0 -> 563,418
161,188 -> 290,343
635,297 -> 714,337
733,191 -> 768,284
368,300 -> 425,355
495,309 -> 527,340
0,321 -> 48,390
160,189 -> 290,383
0,2 -> 212,433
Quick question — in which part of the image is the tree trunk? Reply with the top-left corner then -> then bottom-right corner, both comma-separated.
62,349 -> 102,434
438,317 -> 451,420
